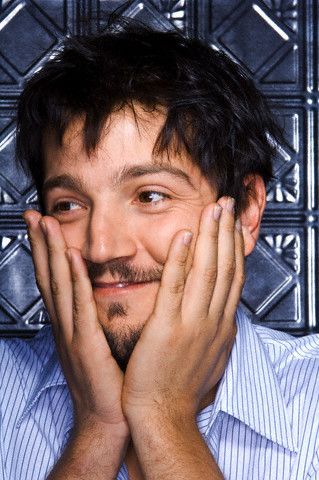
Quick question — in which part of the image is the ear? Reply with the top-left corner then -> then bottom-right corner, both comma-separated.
239,175 -> 266,256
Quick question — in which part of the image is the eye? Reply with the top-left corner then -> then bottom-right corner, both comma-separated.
138,191 -> 170,205
51,201 -> 82,213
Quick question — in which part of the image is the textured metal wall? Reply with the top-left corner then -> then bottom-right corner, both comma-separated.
0,0 -> 317,336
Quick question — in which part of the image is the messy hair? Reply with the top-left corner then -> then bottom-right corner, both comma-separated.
16,23 -> 280,213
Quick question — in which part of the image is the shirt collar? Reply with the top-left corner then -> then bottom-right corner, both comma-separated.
204,307 -> 298,453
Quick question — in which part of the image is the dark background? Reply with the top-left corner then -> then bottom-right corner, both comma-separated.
0,0 -> 318,337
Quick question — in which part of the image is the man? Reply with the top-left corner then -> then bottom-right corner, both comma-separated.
1,24 -> 319,479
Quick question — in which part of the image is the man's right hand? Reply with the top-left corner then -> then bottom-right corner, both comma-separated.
23,210 -> 130,479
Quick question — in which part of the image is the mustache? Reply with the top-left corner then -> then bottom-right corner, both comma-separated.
86,259 -> 163,283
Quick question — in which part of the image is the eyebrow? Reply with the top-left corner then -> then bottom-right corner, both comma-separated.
42,163 -> 195,195
42,175 -> 88,197
112,164 -> 195,188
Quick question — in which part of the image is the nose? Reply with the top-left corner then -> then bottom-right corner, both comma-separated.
81,208 -> 137,264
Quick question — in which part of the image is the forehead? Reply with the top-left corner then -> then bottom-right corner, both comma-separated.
43,106 -> 205,185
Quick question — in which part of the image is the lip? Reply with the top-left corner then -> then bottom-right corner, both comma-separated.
93,280 -> 157,296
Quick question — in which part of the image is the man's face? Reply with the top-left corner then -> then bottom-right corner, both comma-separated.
43,106 -> 217,369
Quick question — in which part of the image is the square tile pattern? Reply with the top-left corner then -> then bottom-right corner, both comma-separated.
0,0 -> 317,335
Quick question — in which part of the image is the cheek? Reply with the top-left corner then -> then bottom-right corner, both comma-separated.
140,212 -> 201,265
59,222 -> 85,249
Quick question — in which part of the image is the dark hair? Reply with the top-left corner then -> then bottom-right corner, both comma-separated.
16,23 -> 280,213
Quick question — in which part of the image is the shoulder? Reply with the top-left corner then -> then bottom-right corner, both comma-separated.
236,309 -> 319,405
0,326 -> 55,399
253,321 -> 319,374
237,307 -> 319,368
251,320 -> 319,450
237,308 -> 319,415
0,325 -> 54,365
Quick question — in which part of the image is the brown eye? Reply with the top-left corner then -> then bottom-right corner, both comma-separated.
52,201 -> 81,213
138,191 -> 169,204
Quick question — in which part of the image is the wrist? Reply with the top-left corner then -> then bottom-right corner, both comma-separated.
125,397 -> 196,426
74,414 -> 130,443
48,418 -> 130,480
127,405 -> 197,439
127,411 -> 221,480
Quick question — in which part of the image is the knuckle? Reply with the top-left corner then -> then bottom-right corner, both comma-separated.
222,223 -> 235,235
28,234 -> 36,250
236,271 -> 246,288
202,266 -> 218,283
169,281 -> 185,296
50,320 -> 60,338
35,272 -> 45,290
220,322 -> 237,346
223,261 -> 236,280
47,243 -> 57,256
72,302 -> 80,319
47,243 -> 59,257
50,277 -> 61,297
175,256 -> 187,268
209,231 -> 219,243
72,295 -> 82,319
70,339 -> 81,357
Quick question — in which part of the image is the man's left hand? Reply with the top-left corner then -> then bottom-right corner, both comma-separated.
122,197 -> 244,425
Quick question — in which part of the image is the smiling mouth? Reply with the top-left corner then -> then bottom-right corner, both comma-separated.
93,280 -> 157,295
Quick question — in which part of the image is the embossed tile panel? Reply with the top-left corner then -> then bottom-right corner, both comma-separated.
0,228 -> 48,333
0,0 -> 318,335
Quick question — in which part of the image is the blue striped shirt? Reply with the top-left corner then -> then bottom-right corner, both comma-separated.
1,308 -> 319,479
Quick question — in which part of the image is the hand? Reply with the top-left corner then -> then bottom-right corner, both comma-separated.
122,197 -> 244,423
23,210 -> 129,438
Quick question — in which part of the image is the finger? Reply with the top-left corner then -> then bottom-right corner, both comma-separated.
66,248 -> 105,339
183,203 -> 221,318
67,248 -> 124,389
153,230 -> 193,322
40,216 -> 73,341
23,210 -> 57,325
222,218 -> 245,323
208,197 -> 236,320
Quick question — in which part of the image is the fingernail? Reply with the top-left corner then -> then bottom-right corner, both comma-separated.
39,219 -> 47,235
235,218 -> 242,232
183,231 -> 193,246
213,205 -> 222,221
226,197 -> 235,213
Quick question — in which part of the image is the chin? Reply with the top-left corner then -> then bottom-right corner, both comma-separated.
101,318 -> 145,372
95,301 -> 153,372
